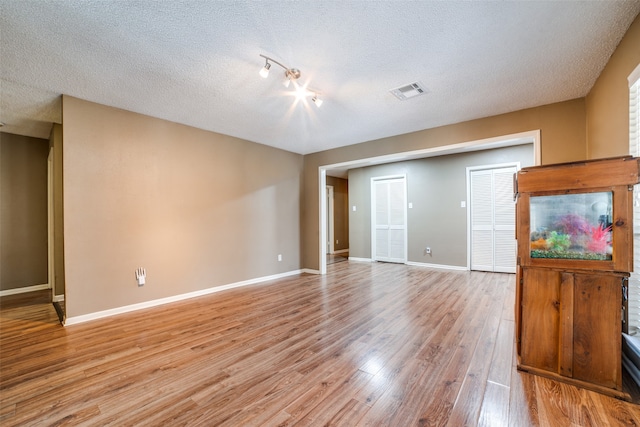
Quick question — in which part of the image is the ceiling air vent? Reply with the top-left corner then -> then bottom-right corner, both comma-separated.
390,82 -> 428,101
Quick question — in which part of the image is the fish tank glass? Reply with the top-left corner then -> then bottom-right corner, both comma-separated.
529,192 -> 613,260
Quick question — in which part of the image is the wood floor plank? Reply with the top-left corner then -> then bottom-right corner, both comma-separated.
215,370 -> 305,426
587,392 -> 640,427
487,319 -> 515,388
419,282 -> 502,425
508,369 -> 541,426
446,276 -> 506,426
381,275 -> 498,425
289,369 -> 374,425
534,375 -> 608,427
2,262 -> 639,426
322,397 -> 371,426
478,381 -> 511,427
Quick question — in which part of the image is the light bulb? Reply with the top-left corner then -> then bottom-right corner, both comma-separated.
259,62 -> 271,78
294,83 -> 307,101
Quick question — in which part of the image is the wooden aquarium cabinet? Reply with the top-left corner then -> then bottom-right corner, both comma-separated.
515,156 -> 640,401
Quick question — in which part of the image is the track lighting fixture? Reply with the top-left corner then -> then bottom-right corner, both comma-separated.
259,54 -> 323,107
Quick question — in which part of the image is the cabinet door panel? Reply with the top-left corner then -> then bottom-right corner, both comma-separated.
572,274 -> 622,389
521,268 -> 561,372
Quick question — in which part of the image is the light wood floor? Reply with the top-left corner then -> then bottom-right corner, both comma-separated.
2,261 -> 640,426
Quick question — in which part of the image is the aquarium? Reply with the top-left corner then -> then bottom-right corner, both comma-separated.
529,192 -> 613,260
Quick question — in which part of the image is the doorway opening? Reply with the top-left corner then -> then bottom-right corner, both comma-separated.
318,130 -> 540,274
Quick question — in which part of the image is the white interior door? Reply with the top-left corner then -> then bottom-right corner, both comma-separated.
492,168 -> 517,272
470,166 -> 517,273
471,170 -> 494,271
372,176 -> 407,263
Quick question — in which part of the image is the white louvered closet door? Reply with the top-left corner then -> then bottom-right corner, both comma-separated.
372,177 -> 407,263
471,170 -> 494,271
470,166 -> 517,273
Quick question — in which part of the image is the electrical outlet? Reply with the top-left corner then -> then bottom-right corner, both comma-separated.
135,268 -> 146,286
425,247 -> 431,254
278,254 -> 282,262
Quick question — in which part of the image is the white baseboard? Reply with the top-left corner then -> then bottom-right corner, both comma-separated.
53,294 -> 65,303
348,257 -> 373,262
65,269 -> 305,326
0,283 -> 50,297
406,261 -> 468,271
341,257 -> 467,271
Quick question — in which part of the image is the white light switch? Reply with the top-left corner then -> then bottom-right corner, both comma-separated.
460,201 -> 466,208
408,202 -> 413,209
352,206 -> 357,211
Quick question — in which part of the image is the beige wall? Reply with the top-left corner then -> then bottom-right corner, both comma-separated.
0,132 -> 49,291
586,14 -> 640,159
303,99 -> 586,270
326,176 -> 349,252
62,96 -> 303,318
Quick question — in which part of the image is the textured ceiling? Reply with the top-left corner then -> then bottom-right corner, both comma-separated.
1,1 -> 639,155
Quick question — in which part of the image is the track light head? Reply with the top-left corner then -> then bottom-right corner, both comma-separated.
259,61 -> 271,78
312,95 -> 323,107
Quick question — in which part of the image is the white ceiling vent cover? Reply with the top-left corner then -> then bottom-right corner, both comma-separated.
390,82 -> 428,101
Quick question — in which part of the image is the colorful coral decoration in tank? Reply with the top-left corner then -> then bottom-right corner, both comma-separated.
586,223 -> 613,254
